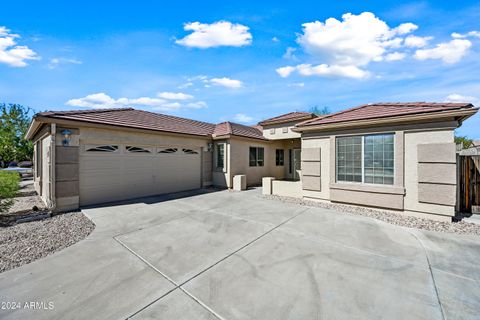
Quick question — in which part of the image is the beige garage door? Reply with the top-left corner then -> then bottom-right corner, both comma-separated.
79,143 -> 201,206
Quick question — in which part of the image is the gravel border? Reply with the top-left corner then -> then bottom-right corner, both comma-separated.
264,195 -> 480,236
0,212 -> 95,273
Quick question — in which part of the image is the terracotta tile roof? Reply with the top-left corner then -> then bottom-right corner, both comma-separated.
37,108 -> 216,136
297,102 -> 475,127
213,121 -> 266,140
259,111 -> 315,125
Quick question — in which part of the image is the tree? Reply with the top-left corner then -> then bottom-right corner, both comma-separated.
455,135 -> 473,149
0,103 -> 34,166
309,105 -> 331,115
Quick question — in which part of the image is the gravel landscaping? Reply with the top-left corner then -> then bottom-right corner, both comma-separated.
265,195 -> 480,236
0,212 -> 95,273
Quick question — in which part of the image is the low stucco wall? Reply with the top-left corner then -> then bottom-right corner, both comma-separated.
271,180 -> 302,198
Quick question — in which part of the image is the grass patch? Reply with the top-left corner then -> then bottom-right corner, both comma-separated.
0,171 -> 20,213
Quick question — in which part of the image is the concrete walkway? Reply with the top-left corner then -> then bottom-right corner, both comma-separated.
0,188 -> 479,319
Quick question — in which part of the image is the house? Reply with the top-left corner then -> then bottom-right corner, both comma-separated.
26,102 -> 478,221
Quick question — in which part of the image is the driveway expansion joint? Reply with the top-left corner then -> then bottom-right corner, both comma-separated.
114,207 -> 310,319
408,230 -> 446,320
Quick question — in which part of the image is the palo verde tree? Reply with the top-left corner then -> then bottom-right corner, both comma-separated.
0,103 -> 34,166
309,105 -> 331,116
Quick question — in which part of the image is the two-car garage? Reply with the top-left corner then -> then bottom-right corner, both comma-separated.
79,143 -> 202,206
27,108 -> 215,211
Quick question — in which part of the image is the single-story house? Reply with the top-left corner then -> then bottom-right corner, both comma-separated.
26,102 -> 478,221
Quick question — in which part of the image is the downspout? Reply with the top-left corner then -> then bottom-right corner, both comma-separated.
50,123 -> 57,211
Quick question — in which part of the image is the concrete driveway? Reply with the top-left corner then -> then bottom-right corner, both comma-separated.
0,188 -> 479,320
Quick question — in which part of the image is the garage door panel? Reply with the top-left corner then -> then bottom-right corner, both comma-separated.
80,144 -> 201,206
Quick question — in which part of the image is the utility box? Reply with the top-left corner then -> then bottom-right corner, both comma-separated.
233,175 -> 247,191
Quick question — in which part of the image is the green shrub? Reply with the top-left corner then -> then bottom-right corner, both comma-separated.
0,171 -> 20,213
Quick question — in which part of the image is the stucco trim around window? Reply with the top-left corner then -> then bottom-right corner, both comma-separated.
214,142 -> 227,172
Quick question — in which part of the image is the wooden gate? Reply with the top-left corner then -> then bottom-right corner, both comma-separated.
459,155 -> 480,213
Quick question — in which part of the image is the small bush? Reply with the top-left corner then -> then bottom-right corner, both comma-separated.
0,171 -> 20,214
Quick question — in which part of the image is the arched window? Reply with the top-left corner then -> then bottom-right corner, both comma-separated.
126,146 -> 151,153
86,145 -> 118,152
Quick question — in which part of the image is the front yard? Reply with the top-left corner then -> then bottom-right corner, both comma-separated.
0,188 -> 479,320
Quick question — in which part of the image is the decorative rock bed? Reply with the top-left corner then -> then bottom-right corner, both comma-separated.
264,194 -> 480,236
0,212 -> 95,273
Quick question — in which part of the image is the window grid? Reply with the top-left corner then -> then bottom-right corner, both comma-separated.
336,134 -> 394,185
249,147 -> 264,167
276,149 -> 284,166
216,144 -> 225,169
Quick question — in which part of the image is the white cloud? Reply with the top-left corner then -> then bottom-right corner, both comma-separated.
404,35 -> 433,48
66,92 -> 208,111
186,101 -> 208,109
47,57 -> 82,69
178,82 -> 194,89
414,39 -> 472,64
392,22 -> 418,35
451,31 -> 480,39
296,64 -> 370,79
297,12 -> 409,67
153,102 -> 181,110
233,113 -> 254,123
283,47 -> 297,60
0,26 -> 39,67
281,12 -> 425,79
272,37 -> 279,42
276,66 -> 296,78
445,93 -> 478,104
176,21 -> 252,48
288,82 -> 305,87
385,52 -> 406,61
66,93 -> 172,109
277,64 -> 369,79
157,92 -> 193,100
209,77 -> 242,88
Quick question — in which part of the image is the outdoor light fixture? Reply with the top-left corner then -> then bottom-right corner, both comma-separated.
61,129 -> 72,146
207,143 -> 213,152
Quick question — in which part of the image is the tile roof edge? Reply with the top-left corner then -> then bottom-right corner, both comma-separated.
296,104 -> 369,126
37,107 -> 135,117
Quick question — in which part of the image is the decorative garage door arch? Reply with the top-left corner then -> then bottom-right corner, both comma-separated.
79,143 -> 201,206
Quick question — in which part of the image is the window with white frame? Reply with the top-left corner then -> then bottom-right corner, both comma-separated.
336,134 -> 394,185
249,147 -> 264,167
216,143 -> 225,169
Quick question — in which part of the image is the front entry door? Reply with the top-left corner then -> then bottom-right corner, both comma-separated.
293,149 -> 301,180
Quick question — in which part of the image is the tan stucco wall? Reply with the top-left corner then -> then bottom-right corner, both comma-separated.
228,138 -> 285,187
262,121 -> 302,140
404,129 -> 455,217
300,122 -> 458,220
302,137 -> 331,200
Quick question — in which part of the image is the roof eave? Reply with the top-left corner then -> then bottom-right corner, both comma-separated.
293,108 -> 478,133
259,115 -> 315,126
33,115 -> 213,139
25,117 -> 44,140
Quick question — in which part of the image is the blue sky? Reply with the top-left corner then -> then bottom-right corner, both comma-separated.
1,0 -> 479,138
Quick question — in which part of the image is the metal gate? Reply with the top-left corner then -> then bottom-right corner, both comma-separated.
458,155 -> 480,213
